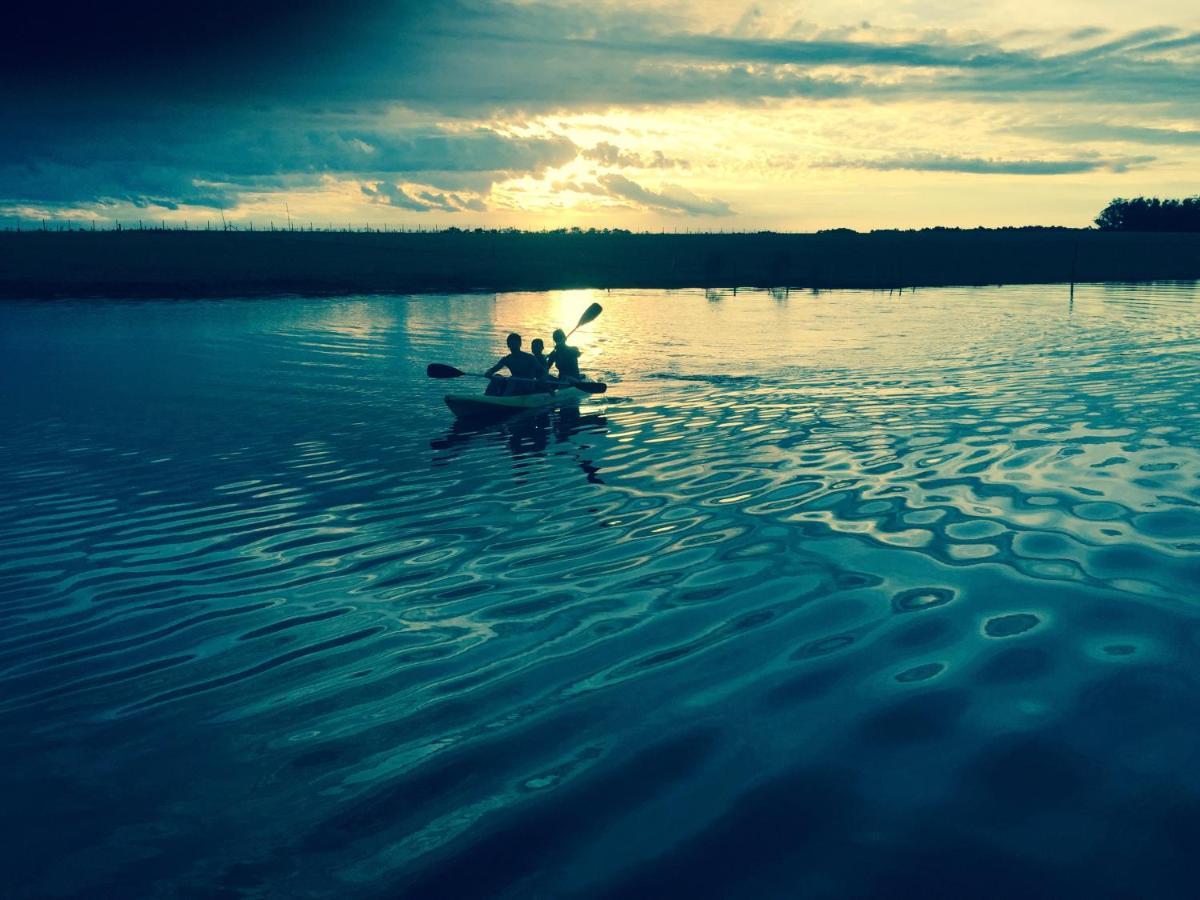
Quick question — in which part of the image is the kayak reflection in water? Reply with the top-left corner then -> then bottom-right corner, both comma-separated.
547,328 -> 584,381
430,408 -> 608,484
484,332 -> 552,396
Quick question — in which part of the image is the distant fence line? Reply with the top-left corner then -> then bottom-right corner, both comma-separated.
0,220 -> 1097,237
7,195 -> 1198,235
0,219 -> 481,234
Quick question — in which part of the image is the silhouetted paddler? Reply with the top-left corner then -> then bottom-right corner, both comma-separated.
484,332 -> 547,395
547,328 -> 583,381
530,338 -> 550,374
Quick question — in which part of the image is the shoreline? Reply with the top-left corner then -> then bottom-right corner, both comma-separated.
2,228 -> 1198,298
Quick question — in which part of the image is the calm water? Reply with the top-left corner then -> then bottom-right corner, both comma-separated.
4,284 -> 1200,898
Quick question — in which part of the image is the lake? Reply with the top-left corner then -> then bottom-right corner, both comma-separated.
4,283 -> 1200,897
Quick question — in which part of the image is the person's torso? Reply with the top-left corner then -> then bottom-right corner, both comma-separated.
551,345 -> 581,377
503,351 -> 542,379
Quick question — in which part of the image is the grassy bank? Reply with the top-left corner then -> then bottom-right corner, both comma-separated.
1,228 -> 1198,298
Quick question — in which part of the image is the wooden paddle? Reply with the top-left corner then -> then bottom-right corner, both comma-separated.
426,364 -> 607,394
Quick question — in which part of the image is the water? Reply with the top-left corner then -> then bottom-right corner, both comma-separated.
3,283 -> 1200,898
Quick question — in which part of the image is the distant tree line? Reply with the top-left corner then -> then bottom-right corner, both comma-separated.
1095,196 -> 1200,232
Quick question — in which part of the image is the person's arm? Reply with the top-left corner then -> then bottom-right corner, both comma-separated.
483,356 -> 506,377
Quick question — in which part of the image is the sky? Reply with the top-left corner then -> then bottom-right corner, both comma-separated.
3,0 -> 1198,231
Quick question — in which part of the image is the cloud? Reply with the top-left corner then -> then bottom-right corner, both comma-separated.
0,115 -> 575,210
819,152 -> 1156,175
10,3 -> 1198,115
418,191 -> 459,212
362,182 -> 490,213
582,142 -> 689,169
361,182 -> 433,211
1014,123 -> 1200,145
596,174 -> 732,215
4,2 -> 1199,224
552,180 -> 609,195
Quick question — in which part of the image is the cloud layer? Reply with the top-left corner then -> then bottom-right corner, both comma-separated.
0,116 -> 578,210
597,175 -> 733,216
4,1 -> 1198,226
821,153 -> 1157,175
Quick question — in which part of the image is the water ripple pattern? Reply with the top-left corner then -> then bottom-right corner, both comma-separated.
3,284 -> 1200,897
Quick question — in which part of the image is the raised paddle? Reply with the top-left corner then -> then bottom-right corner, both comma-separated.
564,302 -> 603,339
426,363 -> 607,394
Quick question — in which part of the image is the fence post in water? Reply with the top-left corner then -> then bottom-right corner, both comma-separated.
1070,241 -> 1079,305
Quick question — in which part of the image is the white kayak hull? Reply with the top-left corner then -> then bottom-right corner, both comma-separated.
444,386 -> 589,419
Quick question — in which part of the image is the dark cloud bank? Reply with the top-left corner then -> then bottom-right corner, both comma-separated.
0,115 -> 579,210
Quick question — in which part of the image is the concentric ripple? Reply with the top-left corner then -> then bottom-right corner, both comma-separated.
3,284 -> 1200,897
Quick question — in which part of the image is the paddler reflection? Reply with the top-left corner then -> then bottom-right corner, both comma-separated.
430,407 -> 607,485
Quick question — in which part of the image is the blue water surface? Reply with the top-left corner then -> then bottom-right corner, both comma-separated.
3,284 -> 1200,897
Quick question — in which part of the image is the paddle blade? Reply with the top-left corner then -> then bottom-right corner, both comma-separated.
576,302 -> 603,329
571,380 -> 607,394
426,363 -> 466,379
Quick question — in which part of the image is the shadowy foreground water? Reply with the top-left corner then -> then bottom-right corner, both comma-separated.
3,284 -> 1200,897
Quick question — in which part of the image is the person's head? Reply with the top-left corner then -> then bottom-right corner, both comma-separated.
552,328 -> 567,346
531,338 -> 545,356
506,332 -> 521,352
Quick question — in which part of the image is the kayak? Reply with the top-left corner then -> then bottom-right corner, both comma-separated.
444,386 -> 591,419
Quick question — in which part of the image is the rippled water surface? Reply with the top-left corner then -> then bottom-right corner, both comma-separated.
5,284 -> 1200,897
